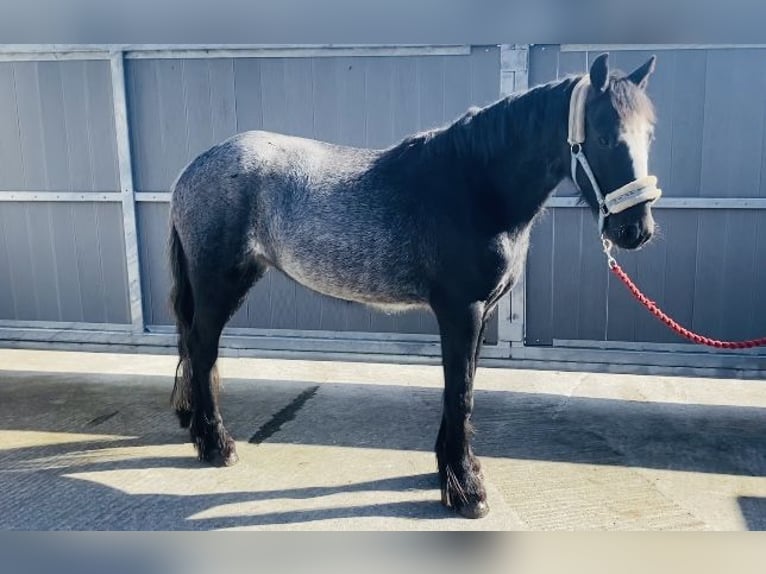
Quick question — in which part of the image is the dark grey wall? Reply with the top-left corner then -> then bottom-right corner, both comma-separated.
525,45 -> 766,345
127,48 -> 501,336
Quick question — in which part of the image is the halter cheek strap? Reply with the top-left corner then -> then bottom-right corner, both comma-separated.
567,75 -> 662,232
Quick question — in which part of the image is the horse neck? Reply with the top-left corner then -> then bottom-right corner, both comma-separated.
471,77 -> 578,226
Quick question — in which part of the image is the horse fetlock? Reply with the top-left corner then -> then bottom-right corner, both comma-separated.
437,454 -> 489,519
190,414 -> 239,467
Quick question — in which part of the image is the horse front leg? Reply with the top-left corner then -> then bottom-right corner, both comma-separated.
434,301 -> 489,518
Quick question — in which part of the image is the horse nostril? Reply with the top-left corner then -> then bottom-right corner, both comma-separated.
620,224 -> 641,245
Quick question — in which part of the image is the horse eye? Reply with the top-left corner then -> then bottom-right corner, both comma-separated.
598,136 -> 610,147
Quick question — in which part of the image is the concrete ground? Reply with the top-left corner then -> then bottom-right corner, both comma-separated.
0,348 -> 764,531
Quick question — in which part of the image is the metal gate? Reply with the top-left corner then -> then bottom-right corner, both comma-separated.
1,43 -> 764,375
0,44 -> 517,360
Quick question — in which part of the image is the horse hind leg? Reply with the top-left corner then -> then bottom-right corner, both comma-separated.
182,258 -> 266,466
186,306 -> 235,466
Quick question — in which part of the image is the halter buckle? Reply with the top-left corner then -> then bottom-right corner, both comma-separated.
570,143 -> 582,155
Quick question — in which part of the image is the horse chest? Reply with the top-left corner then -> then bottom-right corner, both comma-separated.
482,229 -> 530,297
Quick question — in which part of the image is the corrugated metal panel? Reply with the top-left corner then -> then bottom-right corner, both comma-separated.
129,47 -> 501,336
135,201 -> 172,326
0,61 -> 119,192
526,45 -> 766,345
700,50 -> 766,199
0,202 -> 130,323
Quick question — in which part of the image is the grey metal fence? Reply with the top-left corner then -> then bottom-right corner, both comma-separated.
0,44 -> 516,362
0,44 -> 764,376
514,44 -> 766,374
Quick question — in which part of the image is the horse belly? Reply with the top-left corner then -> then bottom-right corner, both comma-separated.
270,244 -> 428,310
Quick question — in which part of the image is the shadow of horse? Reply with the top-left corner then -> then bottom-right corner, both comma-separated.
1,369 -> 765,529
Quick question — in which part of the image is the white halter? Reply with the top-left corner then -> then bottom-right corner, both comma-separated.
567,76 -> 662,232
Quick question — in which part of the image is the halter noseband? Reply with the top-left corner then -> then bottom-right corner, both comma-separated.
567,76 -> 662,232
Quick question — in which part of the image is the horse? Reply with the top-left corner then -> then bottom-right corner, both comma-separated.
168,53 -> 661,518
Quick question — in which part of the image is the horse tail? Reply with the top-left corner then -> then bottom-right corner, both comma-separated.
169,221 -> 194,426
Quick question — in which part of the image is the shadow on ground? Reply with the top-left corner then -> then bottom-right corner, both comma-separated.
738,497 -> 766,531
1,369 -> 764,529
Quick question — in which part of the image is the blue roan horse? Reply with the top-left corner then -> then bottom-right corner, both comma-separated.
169,54 -> 660,518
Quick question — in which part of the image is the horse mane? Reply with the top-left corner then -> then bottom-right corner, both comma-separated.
377,71 -> 654,169
378,75 -> 578,167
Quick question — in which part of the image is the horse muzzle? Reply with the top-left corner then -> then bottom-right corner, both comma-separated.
603,196 -> 656,250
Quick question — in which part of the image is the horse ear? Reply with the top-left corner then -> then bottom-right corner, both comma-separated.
589,53 -> 609,92
628,55 -> 656,89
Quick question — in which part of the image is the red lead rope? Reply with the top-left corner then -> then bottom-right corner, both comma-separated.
606,247 -> 766,349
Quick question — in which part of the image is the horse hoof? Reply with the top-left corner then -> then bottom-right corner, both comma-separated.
206,440 -> 239,467
455,499 -> 489,519
197,435 -> 239,467
176,408 -> 192,429
205,448 -> 239,468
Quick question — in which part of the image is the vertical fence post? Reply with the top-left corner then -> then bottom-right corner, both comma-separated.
110,50 -> 145,333
497,44 -> 529,350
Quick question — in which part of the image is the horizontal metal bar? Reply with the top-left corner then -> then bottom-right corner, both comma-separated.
4,191 -> 765,210
0,44 -> 470,62
148,324 -> 441,343
511,345 -> 766,370
546,196 -> 766,209
494,355 -> 766,380
125,46 -> 471,60
0,338 -> 446,367
0,334 -> 762,379
0,326 -> 514,359
561,44 -> 766,52
0,320 -> 133,332
552,338 -> 766,357
140,193 -> 766,209
0,191 -> 122,202
0,51 -> 111,62
135,192 -> 172,203
223,334 -> 444,357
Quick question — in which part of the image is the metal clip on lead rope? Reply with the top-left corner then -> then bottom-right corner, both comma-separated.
601,235 -> 617,269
